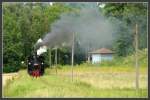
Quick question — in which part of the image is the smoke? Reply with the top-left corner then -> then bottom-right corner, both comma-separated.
35,2 -> 117,53
36,38 -> 47,55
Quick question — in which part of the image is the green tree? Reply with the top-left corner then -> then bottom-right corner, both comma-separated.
3,2 -> 73,72
102,3 -> 148,56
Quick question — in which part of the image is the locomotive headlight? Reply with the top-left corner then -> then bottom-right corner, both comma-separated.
28,62 -> 31,65
42,62 -> 44,65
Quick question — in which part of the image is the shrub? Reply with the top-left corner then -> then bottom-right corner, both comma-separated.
3,65 -> 19,73
98,48 -> 147,67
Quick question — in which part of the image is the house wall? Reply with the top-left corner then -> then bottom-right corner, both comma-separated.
92,54 -> 101,64
101,54 -> 113,61
91,53 -> 113,64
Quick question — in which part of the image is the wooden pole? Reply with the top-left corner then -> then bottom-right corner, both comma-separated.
55,47 -> 57,75
58,50 -> 60,65
87,44 -> 90,63
71,33 -> 75,81
49,48 -> 52,68
135,23 -> 139,90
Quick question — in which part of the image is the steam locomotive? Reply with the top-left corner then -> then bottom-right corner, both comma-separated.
27,52 -> 45,77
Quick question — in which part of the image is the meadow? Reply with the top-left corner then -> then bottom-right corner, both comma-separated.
3,65 -> 148,98
3,3 -> 148,98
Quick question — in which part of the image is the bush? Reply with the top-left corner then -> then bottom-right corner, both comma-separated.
100,60 -> 116,66
95,48 -> 147,67
3,65 -> 19,73
122,48 -> 148,67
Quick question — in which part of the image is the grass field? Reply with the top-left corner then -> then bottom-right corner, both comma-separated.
3,65 -> 148,98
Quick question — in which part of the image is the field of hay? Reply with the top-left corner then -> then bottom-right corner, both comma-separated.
3,65 -> 148,98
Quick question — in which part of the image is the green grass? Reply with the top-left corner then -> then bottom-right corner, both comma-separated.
3,48 -> 148,97
3,66 -> 148,98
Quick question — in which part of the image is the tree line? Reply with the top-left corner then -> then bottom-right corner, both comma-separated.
3,2 -> 147,72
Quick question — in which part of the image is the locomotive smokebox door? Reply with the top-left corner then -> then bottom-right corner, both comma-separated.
27,52 -> 45,77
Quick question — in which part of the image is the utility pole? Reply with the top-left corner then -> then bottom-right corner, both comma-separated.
49,48 -> 52,68
71,33 -> 75,81
55,47 -> 58,75
58,50 -> 60,64
135,23 -> 139,90
87,44 -> 90,63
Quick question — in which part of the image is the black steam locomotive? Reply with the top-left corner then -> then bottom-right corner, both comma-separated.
27,52 -> 45,77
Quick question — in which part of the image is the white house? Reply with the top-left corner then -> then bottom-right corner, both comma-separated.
88,48 -> 114,64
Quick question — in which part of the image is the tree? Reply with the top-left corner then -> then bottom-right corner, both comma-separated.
102,3 -> 148,56
3,2 -> 73,72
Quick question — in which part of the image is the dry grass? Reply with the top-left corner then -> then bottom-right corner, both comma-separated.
2,73 -> 18,87
54,66 -> 148,89
3,66 -> 148,98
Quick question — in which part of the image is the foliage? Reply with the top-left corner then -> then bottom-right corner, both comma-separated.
103,3 -> 148,56
3,2 -> 72,73
3,2 -> 148,73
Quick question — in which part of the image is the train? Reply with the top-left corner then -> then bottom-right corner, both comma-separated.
27,52 -> 45,77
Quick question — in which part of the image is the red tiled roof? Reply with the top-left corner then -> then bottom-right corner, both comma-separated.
89,48 -> 114,54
